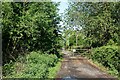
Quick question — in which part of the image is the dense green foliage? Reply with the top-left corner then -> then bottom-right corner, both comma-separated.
3,51 -> 60,78
64,2 -> 120,48
2,2 -> 61,63
81,45 -> 120,77
2,2 -> 62,78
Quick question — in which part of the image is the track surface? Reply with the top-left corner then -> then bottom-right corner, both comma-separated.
56,50 -> 117,80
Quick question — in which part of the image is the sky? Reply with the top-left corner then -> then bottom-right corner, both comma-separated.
52,0 -> 69,32
52,0 -> 68,14
58,2 -> 68,14
58,2 -> 68,26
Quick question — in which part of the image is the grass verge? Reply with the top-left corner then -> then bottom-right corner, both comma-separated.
48,61 -> 61,78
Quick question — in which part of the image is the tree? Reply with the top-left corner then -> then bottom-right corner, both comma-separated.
64,2 -> 120,47
2,2 -> 61,63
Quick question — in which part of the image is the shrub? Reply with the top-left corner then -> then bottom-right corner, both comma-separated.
82,45 -> 120,77
3,51 -> 59,78
107,39 -> 118,46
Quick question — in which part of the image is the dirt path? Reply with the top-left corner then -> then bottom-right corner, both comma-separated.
56,50 -> 117,80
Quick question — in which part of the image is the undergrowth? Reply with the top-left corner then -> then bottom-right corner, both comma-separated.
3,51 -> 61,78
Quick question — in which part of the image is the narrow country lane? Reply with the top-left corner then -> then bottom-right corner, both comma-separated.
56,50 -> 118,80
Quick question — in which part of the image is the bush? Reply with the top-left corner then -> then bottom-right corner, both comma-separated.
3,51 -> 59,78
82,45 -> 120,77
106,39 -> 118,46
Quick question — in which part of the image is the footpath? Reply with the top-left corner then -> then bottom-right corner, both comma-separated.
56,50 -> 118,80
